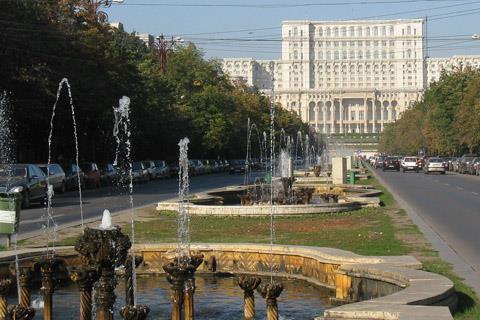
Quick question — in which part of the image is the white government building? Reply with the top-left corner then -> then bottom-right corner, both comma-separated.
222,19 -> 480,134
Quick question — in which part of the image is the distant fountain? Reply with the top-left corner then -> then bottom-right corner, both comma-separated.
294,131 -> 303,171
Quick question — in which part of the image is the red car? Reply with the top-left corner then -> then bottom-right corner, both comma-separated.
80,162 -> 101,188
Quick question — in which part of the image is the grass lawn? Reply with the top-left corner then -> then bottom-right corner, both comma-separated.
55,171 -> 479,319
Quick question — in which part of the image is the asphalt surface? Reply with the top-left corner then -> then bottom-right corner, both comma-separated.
16,172 -> 248,239
374,168 -> 480,277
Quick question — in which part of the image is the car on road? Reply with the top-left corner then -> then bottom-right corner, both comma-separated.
38,163 -> 67,193
229,159 -> 246,174
467,157 -> 480,175
99,163 -> 119,186
457,154 -> 479,174
401,157 -> 419,173
132,161 -> 149,183
423,157 -> 446,174
61,163 -> 86,191
374,156 -> 387,169
153,160 -> 170,178
80,162 -> 101,189
0,164 -> 47,208
382,157 -> 400,171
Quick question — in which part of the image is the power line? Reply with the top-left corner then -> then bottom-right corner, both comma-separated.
117,0 -> 479,8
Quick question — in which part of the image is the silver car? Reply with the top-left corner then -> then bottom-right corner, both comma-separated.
423,158 -> 446,174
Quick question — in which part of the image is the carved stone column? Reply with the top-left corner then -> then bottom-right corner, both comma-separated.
125,255 -> 143,307
7,305 -> 35,320
0,278 -> 12,320
257,282 -> 284,320
322,105 -> 327,134
38,257 -> 63,320
70,266 -> 99,320
9,261 -> 35,309
119,305 -> 150,320
163,263 -> 188,320
339,99 -> 344,134
183,254 -> 203,320
237,276 -> 261,320
75,226 -> 132,320
163,254 -> 204,320
8,261 -> 35,320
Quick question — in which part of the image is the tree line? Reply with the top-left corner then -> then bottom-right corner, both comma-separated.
379,68 -> 480,156
0,0 -> 308,164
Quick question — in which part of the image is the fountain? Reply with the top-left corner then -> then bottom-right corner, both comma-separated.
0,81 -> 457,320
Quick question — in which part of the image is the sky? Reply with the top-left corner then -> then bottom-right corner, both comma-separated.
105,0 -> 480,60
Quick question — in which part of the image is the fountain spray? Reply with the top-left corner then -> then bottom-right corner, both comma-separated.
46,79 -> 83,254
0,92 -> 22,303
177,137 -> 191,265
112,96 -> 139,305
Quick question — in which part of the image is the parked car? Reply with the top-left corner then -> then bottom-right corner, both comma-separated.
61,163 -> 86,191
167,160 -> 180,177
38,163 -> 66,193
143,160 -> 166,180
211,160 -> 222,173
191,160 -> 205,175
423,157 -> 446,174
457,154 -> 479,174
374,156 -> 387,169
229,159 -> 246,174
400,157 -> 419,173
467,157 -> 480,175
382,157 -> 400,171
132,161 -> 149,183
153,160 -> 170,178
80,162 -> 101,188
475,159 -> 480,176
202,160 -> 212,174
99,163 -> 119,186
0,164 -> 47,208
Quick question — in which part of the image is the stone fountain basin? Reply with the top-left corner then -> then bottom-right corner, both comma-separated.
0,243 -> 456,320
157,184 -> 382,216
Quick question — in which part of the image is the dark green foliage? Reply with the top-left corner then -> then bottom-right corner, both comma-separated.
0,0 -> 308,162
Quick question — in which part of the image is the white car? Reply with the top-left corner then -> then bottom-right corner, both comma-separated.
401,157 -> 419,173
423,158 -> 446,174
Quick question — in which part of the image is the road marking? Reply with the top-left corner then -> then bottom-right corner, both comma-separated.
472,191 -> 479,196
457,186 -> 464,191
443,183 -> 450,186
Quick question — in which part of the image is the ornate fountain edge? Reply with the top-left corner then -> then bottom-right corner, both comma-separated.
0,243 -> 455,320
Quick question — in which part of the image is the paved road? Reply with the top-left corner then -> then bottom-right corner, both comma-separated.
374,168 -> 480,277
16,173 -> 247,239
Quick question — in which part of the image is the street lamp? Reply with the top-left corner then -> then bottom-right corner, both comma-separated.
152,34 -> 184,73
82,0 -> 124,23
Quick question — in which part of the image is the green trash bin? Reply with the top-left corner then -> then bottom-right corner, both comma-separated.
349,170 -> 356,185
0,193 -> 21,235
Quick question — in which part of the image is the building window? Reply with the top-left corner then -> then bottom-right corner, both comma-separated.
318,27 -> 323,36
382,26 -> 386,36
294,27 -> 298,36
334,27 -> 339,36
357,27 -> 363,36
350,26 -> 355,36
389,26 -> 394,35
294,50 -> 298,59
374,26 -> 378,36
342,26 -> 346,36
326,27 -> 331,36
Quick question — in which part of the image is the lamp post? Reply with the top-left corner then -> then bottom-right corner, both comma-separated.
152,34 -> 184,73
82,0 -> 124,23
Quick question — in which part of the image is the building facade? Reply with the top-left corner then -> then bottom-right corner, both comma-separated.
222,19 -> 480,134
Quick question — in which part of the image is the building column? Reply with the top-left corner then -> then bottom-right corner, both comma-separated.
339,99 -> 344,134
347,104 -> 352,133
372,98 -> 377,134
330,102 -> 336,134
380,102 -> 385,131
322,104 -> 327,134
314,106 -> 319,132
363,98 -> 368,134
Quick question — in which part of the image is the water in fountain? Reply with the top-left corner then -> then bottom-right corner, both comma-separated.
269,91 -> 276,281
177,137 -> 191,266
294,131 -> 303,171
112,96 -> 138,304
279,149 -> 292,179
262,131 -> 268,175
0,92 -> 22,303
304,134 -> 310,171
46,78 -> 83,256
